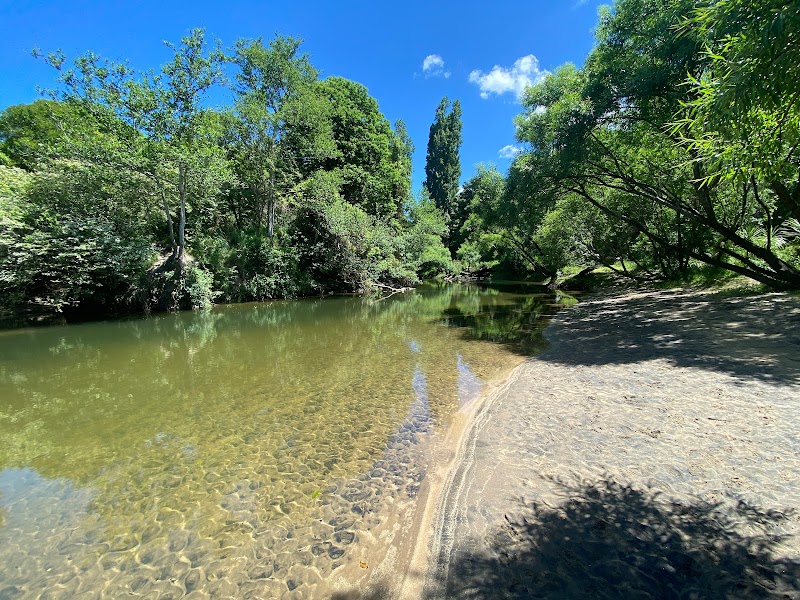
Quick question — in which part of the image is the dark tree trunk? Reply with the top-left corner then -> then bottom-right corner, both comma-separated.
177,163 -> 187,262
160,187 -> 177,255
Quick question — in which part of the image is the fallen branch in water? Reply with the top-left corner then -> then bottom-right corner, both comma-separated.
371,282 -> 414,301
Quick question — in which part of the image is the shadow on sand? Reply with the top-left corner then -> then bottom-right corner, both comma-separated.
330,585 -> 392,600
537,290 -> 800,386
427,477 -> 800,599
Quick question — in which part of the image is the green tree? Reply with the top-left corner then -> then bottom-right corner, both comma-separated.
41,28 -> 229,263
226,36 -> 331,240
399,192 -> 454,279
0,100 -> 83,170
312,77 -> 403,217
508,0 -> 800,289
390,119 -> 414,218
424,97 -> 462,247
0,164 -> 154,319
461,163 -> 559,279
677,0 -> 800,223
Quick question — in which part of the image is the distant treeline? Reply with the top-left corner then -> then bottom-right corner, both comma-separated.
1,0 -> 798,323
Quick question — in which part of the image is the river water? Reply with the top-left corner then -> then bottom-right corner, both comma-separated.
0,282 -> 574,598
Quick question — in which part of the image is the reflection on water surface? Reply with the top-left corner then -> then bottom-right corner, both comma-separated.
0,282 -> 573,598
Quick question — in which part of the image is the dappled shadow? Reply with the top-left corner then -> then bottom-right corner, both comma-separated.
428,478 -> 800,599
540,289 -> 800,385
330,583 -> 391,599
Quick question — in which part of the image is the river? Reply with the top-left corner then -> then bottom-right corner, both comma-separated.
0,282 -> 574,598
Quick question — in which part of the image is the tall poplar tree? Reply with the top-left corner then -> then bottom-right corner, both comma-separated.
424,97 -> 462,246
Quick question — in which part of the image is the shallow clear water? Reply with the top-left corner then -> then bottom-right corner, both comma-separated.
0,282 -> 574,598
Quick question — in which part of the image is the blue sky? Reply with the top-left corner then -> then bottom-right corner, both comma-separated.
0,0 -> 605,192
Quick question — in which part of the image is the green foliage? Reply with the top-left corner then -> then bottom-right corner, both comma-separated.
293,189 -> 453,292
456,164 -> 556,278
139,258 -> 218,313
494,0 -> 800,290
399,193 -> 455,279
182,265 -> 217,311
313,77 -> 405,218
675,0 -> 800,229
41,28 -> 231,263
226,36 -> 326,239
1,165 -> 156,319
2,32 -> 459,322
0,100 -> 78,170
298,198 -> 385,290
194,230 -> 309,301
0,165 -> 33,200
390,119 -> 414,211
0,199 -> 154,318
456,166 -> 507,273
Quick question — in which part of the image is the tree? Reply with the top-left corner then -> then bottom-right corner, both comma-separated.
507,0 -> 800,289
0,100 -> 85,170
390,119 -> 414,218
40,28 -> 228,263
312,76 -> 403,217
424,97 -> 462,248
226,36 -> 328,240
464,163 -> 559,279
0,163 -> 155,319
2,32 -> 457,320
677,0 -> 800,223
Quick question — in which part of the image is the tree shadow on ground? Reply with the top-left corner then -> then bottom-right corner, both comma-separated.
427,478 -> 800,599
330,584 -> 391,600
538,290 -> 800,385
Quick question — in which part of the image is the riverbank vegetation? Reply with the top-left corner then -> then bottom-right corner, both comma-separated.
0,33 -> 456,322
1,0 -> 798,323
468,0 -> 800,290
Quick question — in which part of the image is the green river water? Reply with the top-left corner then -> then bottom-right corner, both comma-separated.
0,282 -> 574,599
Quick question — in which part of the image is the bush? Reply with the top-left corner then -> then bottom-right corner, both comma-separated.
398,195 -> 456,279
0,165 -> 157,320
183,265 -> 217,311
0,207 -> 154,319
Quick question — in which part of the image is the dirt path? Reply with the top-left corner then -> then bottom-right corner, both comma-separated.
415,288 -> 800,599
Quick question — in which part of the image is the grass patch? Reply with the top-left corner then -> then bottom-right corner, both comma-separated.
655,265 -> 770,297
557,263 -> 780,298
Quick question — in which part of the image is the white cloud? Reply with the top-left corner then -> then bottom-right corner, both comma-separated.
498,144 -> 523,159
423,54 -> 444,71
468,55 -> 549,101
422,54 -> 451,79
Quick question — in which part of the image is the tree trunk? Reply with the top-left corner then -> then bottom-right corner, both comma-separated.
177,163 -> 187,262
267,169 -> 276,241
574,186 -> 800,290
751,176 -> 771,251
160,187 -> 177,255
769,179 -> 800,222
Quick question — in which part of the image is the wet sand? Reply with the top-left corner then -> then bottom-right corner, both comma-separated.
406,288 -> 800,598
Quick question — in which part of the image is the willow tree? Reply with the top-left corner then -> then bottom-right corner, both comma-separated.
677,0 -> 800,224
509,0 -> 800,289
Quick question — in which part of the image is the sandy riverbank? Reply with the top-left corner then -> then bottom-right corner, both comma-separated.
399,287 -> 800,599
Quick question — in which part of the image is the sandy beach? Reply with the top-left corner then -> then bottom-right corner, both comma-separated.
403,287 -> 800,599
